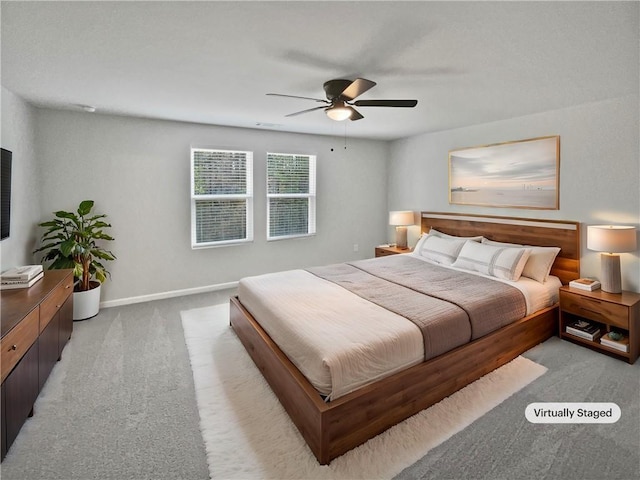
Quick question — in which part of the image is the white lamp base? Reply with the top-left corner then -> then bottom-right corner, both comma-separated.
395,226 -> 408,249
600,253 -> 622,294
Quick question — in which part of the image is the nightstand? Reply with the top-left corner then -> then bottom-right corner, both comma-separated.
559,286 -> 640,364
375,245 -> 412,257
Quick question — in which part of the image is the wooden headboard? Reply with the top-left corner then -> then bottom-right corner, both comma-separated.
421,212 -> 581,285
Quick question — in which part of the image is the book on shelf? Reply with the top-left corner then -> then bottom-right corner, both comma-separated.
600,332 -> 629,353
0,272 -> 44,290
1,264 -> 43,282
566,319 -> 601,341
569,278 -> 601,291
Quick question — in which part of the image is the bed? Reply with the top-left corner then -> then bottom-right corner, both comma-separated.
230,212 -> 580,464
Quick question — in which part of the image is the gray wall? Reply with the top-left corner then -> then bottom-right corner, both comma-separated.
0,87 -> 41,269
33,109 -> 389,304
5,90 -> 639,301
388,95 -> 640,292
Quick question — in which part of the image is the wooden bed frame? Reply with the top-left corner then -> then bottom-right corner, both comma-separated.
229,212 -> 581,464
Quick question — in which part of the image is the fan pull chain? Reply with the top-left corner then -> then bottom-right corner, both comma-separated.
344,123 -> 348,150
330,127 -> 348,151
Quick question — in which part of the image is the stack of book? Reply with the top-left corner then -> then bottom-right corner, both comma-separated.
1,265 -> 44,290
569,278 -> 601,291
600,332 -> 630,353
566,319 -> 601,341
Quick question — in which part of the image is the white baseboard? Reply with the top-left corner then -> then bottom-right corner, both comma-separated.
100,281 -> 239,309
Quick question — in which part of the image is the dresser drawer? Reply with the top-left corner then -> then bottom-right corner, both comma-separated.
1,307 -> 39,383
39,273 -> 74,333
560,291 -> 628,328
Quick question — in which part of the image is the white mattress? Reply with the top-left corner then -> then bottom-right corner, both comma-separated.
237,263 -> 560,401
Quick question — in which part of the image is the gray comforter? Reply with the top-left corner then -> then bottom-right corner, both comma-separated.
308,255 -> 526,360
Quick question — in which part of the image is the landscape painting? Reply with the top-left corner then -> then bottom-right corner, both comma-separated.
449,135 -> 559,209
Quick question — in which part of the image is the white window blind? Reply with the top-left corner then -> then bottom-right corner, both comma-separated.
267,152 -> 316,240
191,148 -> 253,248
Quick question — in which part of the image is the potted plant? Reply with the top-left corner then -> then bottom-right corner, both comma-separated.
34,200 -> 116,320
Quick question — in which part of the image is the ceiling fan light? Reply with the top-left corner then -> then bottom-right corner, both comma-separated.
326,106 -> 352,121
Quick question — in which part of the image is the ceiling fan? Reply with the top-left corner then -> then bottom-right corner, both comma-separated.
267,78 -> 418,121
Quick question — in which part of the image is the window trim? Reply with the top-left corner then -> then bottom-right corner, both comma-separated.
190,147 -> 253,249
266,152 -> 316,241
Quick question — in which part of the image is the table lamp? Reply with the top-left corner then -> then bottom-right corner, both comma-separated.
389,211 -> 414,249
587,225 -> 637,293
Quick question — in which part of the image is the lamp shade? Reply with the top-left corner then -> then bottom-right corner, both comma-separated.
389,211 -> 414,226
587,225 -> 637,253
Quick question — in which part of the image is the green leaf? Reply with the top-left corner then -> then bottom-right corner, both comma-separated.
73,263 -> 83,279
90,221 -> 110,229
95,269 -> 106,284
92,250 -> 116,261
94,233 -> 115,241
33,242 -> 63,254
41,225 -> 64,236
40,229 -> 66,240
60,239 -> 76,257
38,220 -> 62,228
55,210 -> 76,220
44,250 -> 62,262
51,256 -> 75,270
78,200 -> 94,216
86,214 -> 107,223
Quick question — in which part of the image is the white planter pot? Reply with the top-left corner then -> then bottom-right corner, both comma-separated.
73,282 -> 101,321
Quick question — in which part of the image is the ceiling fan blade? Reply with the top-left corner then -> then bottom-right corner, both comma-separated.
285,106 -> 327,117
348,107 -> 364,121
267,93 -> 328,103
340,78 -> 377,101
353,99 -> 418,107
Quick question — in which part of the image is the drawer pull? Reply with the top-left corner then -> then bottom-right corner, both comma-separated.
10,344 -> 17,351
580,307 -> 602,316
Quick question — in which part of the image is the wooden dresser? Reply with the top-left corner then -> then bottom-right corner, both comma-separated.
1,269 -> 74,460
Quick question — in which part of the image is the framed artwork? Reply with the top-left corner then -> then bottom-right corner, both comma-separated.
449,135 -> 560,210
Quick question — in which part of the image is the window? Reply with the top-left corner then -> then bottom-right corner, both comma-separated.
267,152 -> 316,240
191,148 -> 253,248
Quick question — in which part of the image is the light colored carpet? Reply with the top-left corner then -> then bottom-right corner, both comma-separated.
1,296 -> 215,480
181,303 -> 548,480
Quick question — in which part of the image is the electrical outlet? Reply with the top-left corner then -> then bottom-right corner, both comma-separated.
353,244 -> 359,252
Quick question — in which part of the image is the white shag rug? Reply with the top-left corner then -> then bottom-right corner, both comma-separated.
181,303 -> 547,480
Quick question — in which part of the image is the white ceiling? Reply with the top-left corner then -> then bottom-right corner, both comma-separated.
2,1 -> 638,141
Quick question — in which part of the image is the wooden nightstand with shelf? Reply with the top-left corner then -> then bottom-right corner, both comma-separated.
559,286 -> 640,364
375,246 -> 413,257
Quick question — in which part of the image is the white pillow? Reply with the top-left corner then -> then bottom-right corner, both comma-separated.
522,246 -> 561,283
413,232 -> 429,252
453,241 -> 531,281
417,235 -> 466,265
429,228 -> 483,242
482,238 -> 560,283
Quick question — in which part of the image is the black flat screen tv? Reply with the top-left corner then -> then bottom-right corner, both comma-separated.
1,148 -> 12,240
